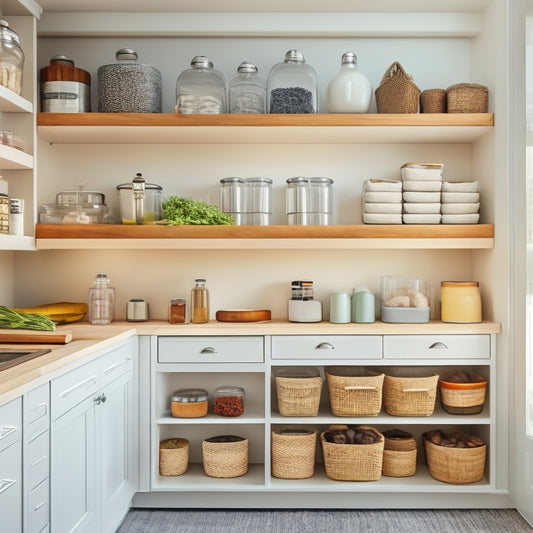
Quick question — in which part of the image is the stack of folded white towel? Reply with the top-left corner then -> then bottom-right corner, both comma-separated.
400,163 -> 443,224
362,179 -> 403,224
441,181 -> 480,224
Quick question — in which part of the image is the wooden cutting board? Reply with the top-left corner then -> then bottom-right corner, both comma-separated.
215,309 -> 271,323
0,329 -> 73,344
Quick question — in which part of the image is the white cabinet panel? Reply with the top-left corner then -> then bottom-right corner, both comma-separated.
24,382 -> 49,443
0,441 -> 22,533
0,397 -> 22,452
27,478 -> 49,533
26,430 -> 49,491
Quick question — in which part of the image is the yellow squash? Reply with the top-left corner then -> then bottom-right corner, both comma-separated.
11,302 -> 88,325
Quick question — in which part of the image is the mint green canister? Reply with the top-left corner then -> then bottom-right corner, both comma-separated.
352,287 -> 375,323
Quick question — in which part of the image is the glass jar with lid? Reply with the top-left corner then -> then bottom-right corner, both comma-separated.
267,50 -> 318,114
171,388 -> 208,418
176,55 -> 226,114
229,61 -> 266,114
214,386 -> 245,417
0,18 -> 24,95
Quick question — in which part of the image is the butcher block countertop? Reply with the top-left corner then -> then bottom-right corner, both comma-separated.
0,319 -> 501,404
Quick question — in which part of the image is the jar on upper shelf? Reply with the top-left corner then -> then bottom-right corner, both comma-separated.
0,18 -> 24,95
326,52 -> 371,113
175,55 -> 226,114
229,61 -> 266,114
267,50 -> 318,114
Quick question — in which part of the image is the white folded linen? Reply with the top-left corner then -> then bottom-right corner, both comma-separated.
441,213 -> 480,224
363,213 -> 403,224
363,179 -> 403,192
364,191 -> 403,203
402,191 -> 441,203
400,163 -> 443,181
403,213 -> 442,224
403,202 -> 442,214
441,192 -> 480,203
402,180 -> 442,192
441,202 -> 480,214
363,202 -> 403,214
442,180 -> 480,193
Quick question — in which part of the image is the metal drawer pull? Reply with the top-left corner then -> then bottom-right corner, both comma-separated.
31,455 -> 47,467
93,394 -> 107,405
200,347 -> 217,354
429,342 -> 448,350
34,500 -> 47,511
59,376 -> 97,398
0,426 -> 17,440
316,342 -> 334,350
0,479 -> 15,494
104,357 -> 131,375
344,385 -> 376,390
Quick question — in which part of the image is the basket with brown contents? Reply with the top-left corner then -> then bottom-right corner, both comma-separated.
381,429 -> 417,477
439,371 -> 488,415
159,438 -> 189,476
423,429 -> 486,484
271,429 -> 317,479
320,425 -> 384,481
202,435 -> 248,478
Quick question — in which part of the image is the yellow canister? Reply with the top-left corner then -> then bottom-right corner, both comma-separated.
441,281 -> 482,323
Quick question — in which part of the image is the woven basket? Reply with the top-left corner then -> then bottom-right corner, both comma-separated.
383,374 -> 439,416
420,89 -> 447,113
439,380 -> 487,415
446,83 -> 488,113
320,425 -> 384,481
375,61 -> 420,114
381,431 -> 417,477
423,435 -> 486,484
202,436 -> 248,478
271,430 -> 317,479
159,438 -> 189,476
276,376 -> 323,416
326,368 -> 384,416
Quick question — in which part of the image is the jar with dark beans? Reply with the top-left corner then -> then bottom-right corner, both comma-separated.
213,385 -> 245,417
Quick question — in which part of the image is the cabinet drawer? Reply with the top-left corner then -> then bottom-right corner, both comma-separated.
271,335 -> 382,360
383,335 -> 491,359
99,343 -> 133,388
0,441 -> 22,530
158,336 -> 264,363
28,478 -> 49,533
27,431 -> 49,491
0,397 -> 22,453
25,383 -> 50,443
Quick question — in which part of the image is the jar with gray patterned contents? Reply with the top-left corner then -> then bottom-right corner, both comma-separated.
229,61 -> 266,114
176,56 -> 226,114
97,48 -> 162,113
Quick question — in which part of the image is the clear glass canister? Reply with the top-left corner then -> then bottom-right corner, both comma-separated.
326,52 -> 372,113
229,61 -> 266,114
286,177 -> 333,225
88,272 -> 115,325
176,55 -> 226,114
441,281 -> 482,323
171,388 -> 208,418
191,278 -> 209,323
220,177 -> 244,223
0,19 -> 24,95
267,50 -> 318,114
214,385 -> 245,417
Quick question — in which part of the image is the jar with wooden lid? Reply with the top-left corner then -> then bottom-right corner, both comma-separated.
40,55 -> 91,112
170,388 -> 208,418
441,281 -> 482,323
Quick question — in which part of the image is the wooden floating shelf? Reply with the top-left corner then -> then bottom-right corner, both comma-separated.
35,224 -> 494,250
37,113 -> 494,144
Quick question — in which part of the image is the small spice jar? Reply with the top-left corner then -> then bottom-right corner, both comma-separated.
168,298 -> 188,324
441,281 -> 482,323
171,388 -> 208,418
214,386 -> 245,417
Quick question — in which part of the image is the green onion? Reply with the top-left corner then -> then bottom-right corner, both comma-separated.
0,306 -> 56,331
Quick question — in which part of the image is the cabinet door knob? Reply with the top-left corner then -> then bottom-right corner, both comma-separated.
100,393 -> 106,403
429,342 -> 448,349
94,395 -> 101,405
316,342 -> 334,350
200,347 -> 217,354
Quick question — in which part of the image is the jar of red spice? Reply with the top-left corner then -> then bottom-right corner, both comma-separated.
214,386 -> 245,417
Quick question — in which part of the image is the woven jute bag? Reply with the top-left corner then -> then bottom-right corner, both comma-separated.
202,437 -> 248,478
271,430 -> 317,479
383,374 -> 439,416
159,438 -> 189,476
375,61 -> 421,113
420,89 -> 447,113
276,376 -> 323,416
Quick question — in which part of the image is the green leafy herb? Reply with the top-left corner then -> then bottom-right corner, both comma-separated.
162,196 -> 234,226
0,306 -> 56,331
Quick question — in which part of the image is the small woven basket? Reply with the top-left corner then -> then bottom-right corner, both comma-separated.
383,374 -> 439,416
375,61 -> 421,114
420,89 -> 447,113
159,438 -> 189,476
381,431 -> 417,477
320,425 -> 384,481
446,83 -> 488,113
271,430 -> 317,479
202,436 -> 248,478
276,376 -> 323,416
439,380 -> 487,415
423,435 -> 486,484
326,368 -> 384,416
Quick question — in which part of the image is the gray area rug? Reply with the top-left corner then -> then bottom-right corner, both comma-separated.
116,508 -> 533,533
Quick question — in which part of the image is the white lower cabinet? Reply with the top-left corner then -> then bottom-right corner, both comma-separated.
50,339 -> 137,533
147,333 -> 497,504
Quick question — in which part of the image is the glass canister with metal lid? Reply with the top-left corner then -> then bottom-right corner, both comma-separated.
40,55 -> 90,112
171,388 -> 209,418
116,173 -> 163,224
175,55 -> 226,114
229,61 -> 266,114
0,18 -> 23,95
97,48 -> 162,113
286,177 -> 334,225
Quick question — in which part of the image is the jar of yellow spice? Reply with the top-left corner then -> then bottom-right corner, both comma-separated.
171,388 -> 208,418
191,278 -> 210,323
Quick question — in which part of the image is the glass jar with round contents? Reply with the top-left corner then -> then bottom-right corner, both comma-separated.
171,388 -> 208,418
213,386 -> 245,417
440,281 -> 482,323
0,18 -> 24,95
